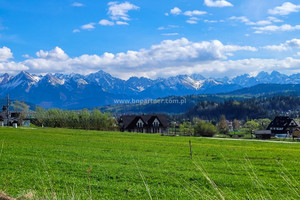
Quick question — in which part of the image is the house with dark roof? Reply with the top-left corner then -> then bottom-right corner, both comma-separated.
267,116 -> 299,136
119,115 -> 169,133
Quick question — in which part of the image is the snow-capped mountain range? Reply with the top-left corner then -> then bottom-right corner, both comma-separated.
0,70 -> 299,109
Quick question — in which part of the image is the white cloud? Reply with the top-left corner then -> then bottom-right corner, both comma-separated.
253,24 -> 300,34
286,38 -> 300,47
296,52 -> 300,57
0,39 -> 259,78
267,16 -> 283,23
268,2 -> 300,16
190,17 -> 200,21
229,16 -> 281,26
170,8 -> 206,16
161,33 -> 179,36
77,1 -> 139,30
0,46 -> 13,62
170,7 -> 182,15
81,23 -> 96,30
158,25 -> 179,30
116,21 -> 129,25
183,10 -> 207,16
22,54 -> 30,58
204,19 -> 218,23
5,42 -> 300,79
186,20 -> 198,24
264,39 -> 300,51
99,19 -> 115,26
73,29 -> 80,33
71,2 -> 84,7
169,8 -> 206,24
107,1 -> 139,21
204,0 -> 233,7
263,44 -> 288,51
0,62 -> 28,74
229,16 -> 252,25
255,20 -> 272,26
36,47 -> 69,60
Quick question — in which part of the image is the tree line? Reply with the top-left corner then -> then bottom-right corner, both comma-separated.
33,108 -> 117,130
175,115 -> 272,137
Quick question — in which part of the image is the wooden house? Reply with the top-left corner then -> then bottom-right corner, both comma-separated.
267,116 -> 299,136
119,114 -> 169,133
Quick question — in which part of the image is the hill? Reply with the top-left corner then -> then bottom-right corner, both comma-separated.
184,96 -> 300,120
101,83 -> 300,116
227,84 -> 300,96
100,95 -> 245,114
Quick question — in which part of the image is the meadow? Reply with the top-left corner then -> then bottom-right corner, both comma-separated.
0,127 -> 299,199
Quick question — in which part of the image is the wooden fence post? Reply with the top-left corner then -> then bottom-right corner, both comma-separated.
189,140 -> 192,159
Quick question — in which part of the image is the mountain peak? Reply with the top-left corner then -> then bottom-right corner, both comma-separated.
190,73 -> 205,81
0,73 -> 10,85
271,70 -> 280,75
90,70 -> 112,77
41,74 -> 65,85
1,73 -> 9,78
14,71 -> 40,82
256,71 -> 269,77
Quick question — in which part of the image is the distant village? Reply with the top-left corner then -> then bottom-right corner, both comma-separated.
1,95 -> 300,141
120,114 -> 300,141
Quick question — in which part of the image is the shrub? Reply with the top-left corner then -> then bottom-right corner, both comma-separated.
194,121 -> 217,137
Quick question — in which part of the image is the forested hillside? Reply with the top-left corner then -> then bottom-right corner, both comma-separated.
184,96 -> 300,120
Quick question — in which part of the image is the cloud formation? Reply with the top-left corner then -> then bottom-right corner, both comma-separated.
0,39 -> 259,78
99,19 -> 114,26
183,10 -> 207,17
253,24 -> 300,34
98,1 -> 139,27
107,1 -> 139,21
116,21 -> 129,25
170,7 -> 182,15
79,1 -> 139,30
204,0 -> 233,7
3,40 -> 300,79
169,7 -> 206,17
71,2 -> 84,7
81,23 -> 96,30
264,38 -> 300,51
36,47 -> 69,60
268,2 -> 300,16
169,7 -> 207,24
0,46 -> 13,62
161,33 -> 179,36
229,16 -> 282,26
186,19 -> 199,24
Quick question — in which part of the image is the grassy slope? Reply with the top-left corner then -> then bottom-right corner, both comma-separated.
0,128 -> 299,199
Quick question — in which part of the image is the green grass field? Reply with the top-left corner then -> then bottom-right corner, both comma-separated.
0,127 -> 299,199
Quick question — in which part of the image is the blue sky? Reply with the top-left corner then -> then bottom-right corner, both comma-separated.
1,0 -> 300,79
